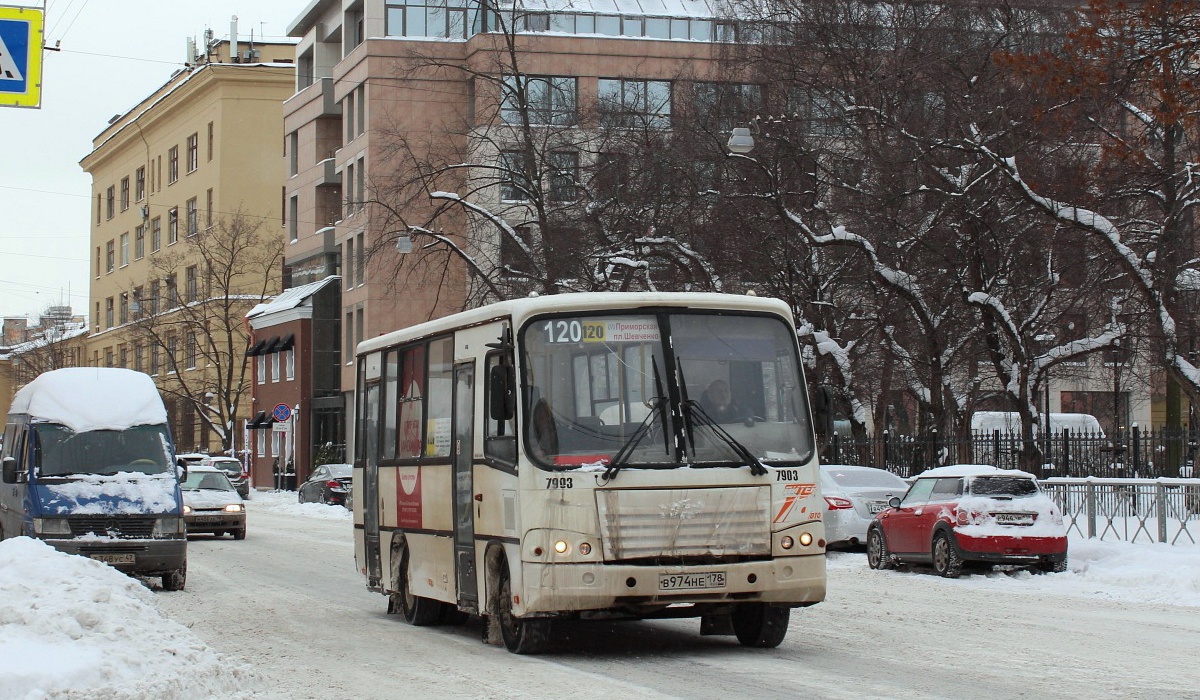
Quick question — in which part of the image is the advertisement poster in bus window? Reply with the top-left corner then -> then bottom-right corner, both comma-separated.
398,347 -> 425,457
396,466 -> 422,527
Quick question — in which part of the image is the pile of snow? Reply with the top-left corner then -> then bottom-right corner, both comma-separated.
246,489 -> 352,521
828,536 -> 1200,607
0,538 -> 261,700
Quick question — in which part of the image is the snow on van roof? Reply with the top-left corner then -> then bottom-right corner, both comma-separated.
8,368 -> 168,433
916,464 -> 1035,479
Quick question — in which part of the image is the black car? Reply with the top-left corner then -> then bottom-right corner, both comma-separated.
298,463 -> 352,507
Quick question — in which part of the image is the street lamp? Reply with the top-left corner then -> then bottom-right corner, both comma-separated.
727,127 -> 755,154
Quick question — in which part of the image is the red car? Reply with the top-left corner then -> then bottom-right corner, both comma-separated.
866,465 -> 1067,577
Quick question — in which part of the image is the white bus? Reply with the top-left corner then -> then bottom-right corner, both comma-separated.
351,292 -> 826,653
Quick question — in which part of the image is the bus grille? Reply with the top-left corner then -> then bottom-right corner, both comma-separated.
69,517 -> 156,539
595,486 -> 771,561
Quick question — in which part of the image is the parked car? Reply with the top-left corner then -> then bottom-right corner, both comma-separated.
298,463 -> 353,507
202,456 -> 250,498
867,464 -> 1067,577
180,465 -> 246,539
820,464 -> 910,548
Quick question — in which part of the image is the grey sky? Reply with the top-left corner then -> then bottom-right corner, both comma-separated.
0,1 -> 299,320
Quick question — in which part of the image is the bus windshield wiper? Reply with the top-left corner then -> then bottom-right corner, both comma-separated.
676,359 -> 766,476
602,357 -> 669,481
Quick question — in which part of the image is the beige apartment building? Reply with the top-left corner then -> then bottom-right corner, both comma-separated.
79,37 -> 295,454
282,0 -> 742,425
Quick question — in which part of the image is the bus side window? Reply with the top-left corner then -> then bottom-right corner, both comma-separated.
484,352 -> 517,466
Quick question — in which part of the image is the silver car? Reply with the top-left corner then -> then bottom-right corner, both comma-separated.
821,465 -> 909,548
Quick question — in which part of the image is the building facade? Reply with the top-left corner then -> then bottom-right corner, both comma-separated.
79,36 -> 295,456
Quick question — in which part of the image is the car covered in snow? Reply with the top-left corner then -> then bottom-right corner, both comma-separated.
180,466 -> 246,539
866,464 -> 1067,577
820,464 -> 910,548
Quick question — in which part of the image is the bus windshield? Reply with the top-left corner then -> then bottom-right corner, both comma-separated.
521,311 -> 812,470
32,423 -> 175,477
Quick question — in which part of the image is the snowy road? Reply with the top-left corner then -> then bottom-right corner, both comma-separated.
154,500 -> 1200,700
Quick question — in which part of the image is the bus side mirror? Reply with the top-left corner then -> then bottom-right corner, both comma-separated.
489,365 -> 516,421
811,385 -> 835,437
2,456 -> 19,484
176,458 -> 188,481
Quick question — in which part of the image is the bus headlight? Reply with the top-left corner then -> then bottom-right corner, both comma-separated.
798,532 -> 813,547
33,518 -> 71,536
780,536 -> 794,550
553,539 -> 570,555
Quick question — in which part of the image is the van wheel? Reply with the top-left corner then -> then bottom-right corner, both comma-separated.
496,563 -> 551,654
932,532 -> 963,578
162,567 -> 186,591
731,603 -> 790,648
391,543 -> 439,626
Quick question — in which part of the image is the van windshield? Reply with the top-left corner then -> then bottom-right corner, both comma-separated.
32,423 -> 174,477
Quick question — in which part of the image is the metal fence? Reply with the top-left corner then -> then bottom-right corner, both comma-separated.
1041,478 -> 1200,546
824,427 -> 1198,479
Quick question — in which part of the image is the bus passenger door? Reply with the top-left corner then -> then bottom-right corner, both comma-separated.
452,362 -> 478,607
362,381 -> 383,588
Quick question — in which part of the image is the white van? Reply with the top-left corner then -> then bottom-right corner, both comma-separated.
971,411 -> 1104,436
0,368 -> 187,590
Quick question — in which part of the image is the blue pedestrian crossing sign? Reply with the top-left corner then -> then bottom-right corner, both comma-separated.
0,5 -> 43,109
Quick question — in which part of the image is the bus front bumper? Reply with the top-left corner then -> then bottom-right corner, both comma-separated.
518,555 -> 826,615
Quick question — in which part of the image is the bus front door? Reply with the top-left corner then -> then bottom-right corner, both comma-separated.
452,362 -> 478,608
362,382 -> 383,588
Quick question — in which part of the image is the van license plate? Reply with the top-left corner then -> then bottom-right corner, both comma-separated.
659,572 -> 726,590
92,553 -> 135,565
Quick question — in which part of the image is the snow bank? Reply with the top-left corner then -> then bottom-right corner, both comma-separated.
0,537 -> 262,700
9,368 -> 168,433
248,490 -> 352,521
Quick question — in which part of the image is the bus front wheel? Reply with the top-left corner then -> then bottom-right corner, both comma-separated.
496,564 -> 551,654
731,603 -> 789,648
392,543 -> 439,626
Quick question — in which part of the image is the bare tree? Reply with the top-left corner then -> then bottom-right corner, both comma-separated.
121,210 -> 282,452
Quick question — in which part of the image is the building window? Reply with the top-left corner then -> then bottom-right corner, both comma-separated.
344,311 -> 354,364
186,198 -> 198,236
120,177 -> 130,211
135,167 -> 145,201
499,151 -> 532,202
345,93 -> 355,142
167,335 -> 177,372
119,293 -> 129,325
286,348 -> 295,380
186,332 -> 197,369
132,286 -> 143,318
135,225 -> 145,259
501,76 -> 577,126
186,265 -> 197,303
356,233 -> 365,285
119,232 -> 129,266
168,208 -> 179,245
271,351 -> 280,383
692,82 -> 763,132
356,156 -> 365,211
597,78 -> 672,129
105,297 -> 114,328
288,195 -> 299,241
207,122 -> 214,162
548,151 -> 579,202
95,247 -> 100,277
186,133 -> 199,173
105,240 -> 115,273
106,186 -> 115,220
168,146 -> 179,183
165,274 -> 178,309
150,343 -> 159,375
288,132 -> 298,176
104,348 -> 114,368
345,237 -> 355,288
134,344 -> 144,373
206,189 -> 213,228
150,217 -> 162,252
345,162 -> 356,213
96,194 -> 101,224
257,354 -> 266,384
148,280 -> 160,315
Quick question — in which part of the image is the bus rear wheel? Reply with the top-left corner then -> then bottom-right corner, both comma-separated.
731,603 -> 789,648
392,544 -> 439,626
497,564 -> 551,654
